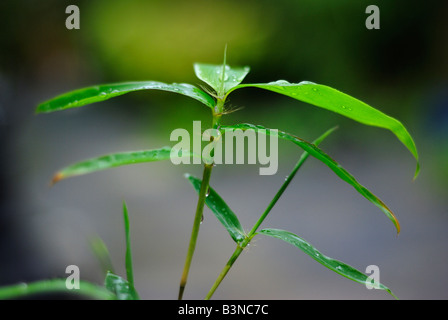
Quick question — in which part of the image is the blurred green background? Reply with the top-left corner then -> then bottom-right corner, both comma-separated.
0,0 -> 447,299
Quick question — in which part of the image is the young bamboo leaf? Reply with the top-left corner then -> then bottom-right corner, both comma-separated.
104,271 -> 139,300
226,81 -> 419,178
185,173 -> 246,243
194,63 -> 250,97
258,228 -> 398,299
36,81 -> 215,113
122,201 -> 134,287
220,124 -> 400,233
51,146 -> 203,184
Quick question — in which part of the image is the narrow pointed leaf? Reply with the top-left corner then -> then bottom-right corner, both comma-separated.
51,147 -> 203,184
194,63 -> 250,97
185,173 -> 246,243
220,124 -> 400,233
258,228 -> 397,299
122,201 -> 135,287
227,81 -> 419,178
36,81 -> 215,113
104,271 -> 139,300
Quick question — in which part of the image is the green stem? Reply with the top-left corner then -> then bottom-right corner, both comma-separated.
205,244 -> 244,300
178,103 -> 223,300
178,163 -> 213,300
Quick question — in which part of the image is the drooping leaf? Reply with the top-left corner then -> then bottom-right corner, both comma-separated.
104,271 -> 139,300
194,63 -> 250,97
51,146 -> 202,184
36,81 -> 215,113
226,81 -> 419,178
220,124 -> 400,233
0,279 -> 116,300
122,201 -> 135,287
185,173 -> 246,243
258,228 -> 397,299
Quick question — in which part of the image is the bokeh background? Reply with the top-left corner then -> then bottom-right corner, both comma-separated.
1,0 -> 447,299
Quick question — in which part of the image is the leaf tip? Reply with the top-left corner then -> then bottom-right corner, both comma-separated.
183,173 -> 192,179
50,172 -> 64,186
35,102 -> 46,114
412,162 -> 420,181
391,211 -> 401,235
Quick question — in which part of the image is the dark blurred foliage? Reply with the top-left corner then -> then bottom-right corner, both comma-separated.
0,0 -> 447,296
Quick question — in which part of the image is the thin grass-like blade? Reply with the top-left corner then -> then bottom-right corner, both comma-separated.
51,147 -> 200,184
220,124 -> 400,233
36,81 -> 215,113
0,279 -> 116,300
104,271 -> 139,300
258,228 -> 397,299
122,201 -> 135,287
227,81 -> 419,178
185,173 -> 246,243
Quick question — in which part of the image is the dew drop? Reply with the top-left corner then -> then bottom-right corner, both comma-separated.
299,80 -> 316,85
269,80 -> 290,86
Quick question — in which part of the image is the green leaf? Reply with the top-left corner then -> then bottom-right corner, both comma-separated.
258,228 -> 397,299
51,146 -> 202,184
36,81 -> 215,113
220,124 -> 400,233
122,201 -> 135,287
227,81 -> 419,178
194,63 -> 250,97
104,271 -> 139,300
0,279 -> 116,300
185,173 -> 246,243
